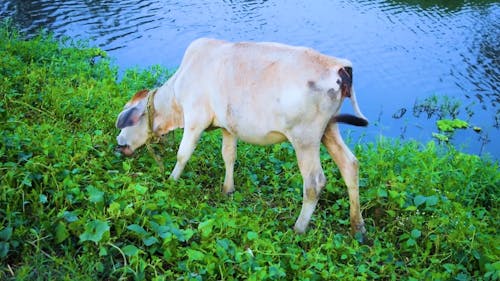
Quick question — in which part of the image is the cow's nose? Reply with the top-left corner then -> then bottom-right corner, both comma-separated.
116,144 -> 134,156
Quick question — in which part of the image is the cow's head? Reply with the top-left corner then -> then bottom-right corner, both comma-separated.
115,89 -> 153,156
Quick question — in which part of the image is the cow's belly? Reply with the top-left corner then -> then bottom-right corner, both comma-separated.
236,130 -> 287,145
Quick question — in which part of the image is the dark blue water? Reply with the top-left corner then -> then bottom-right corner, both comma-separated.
2,0 -> 499,159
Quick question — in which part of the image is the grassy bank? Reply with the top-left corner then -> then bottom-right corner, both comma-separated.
1,22 -> 499,280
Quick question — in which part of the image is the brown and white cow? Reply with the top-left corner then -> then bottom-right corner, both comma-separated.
115,38 -> 368,235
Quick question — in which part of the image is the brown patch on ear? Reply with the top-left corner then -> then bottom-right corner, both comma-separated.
130,89 -> 150,104
338,67 -> 352,98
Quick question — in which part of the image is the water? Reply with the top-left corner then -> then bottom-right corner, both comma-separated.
2,0 -> 499,159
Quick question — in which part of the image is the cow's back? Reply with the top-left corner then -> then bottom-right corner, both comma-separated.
172,38 -> 350,144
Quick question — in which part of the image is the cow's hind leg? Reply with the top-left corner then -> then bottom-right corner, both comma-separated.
291,141 -> 326,233
322,122 -> 366,236
221,129 -> 237,194
169,126 -> 204,180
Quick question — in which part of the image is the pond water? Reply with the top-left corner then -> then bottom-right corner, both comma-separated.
2,0 -> 499,159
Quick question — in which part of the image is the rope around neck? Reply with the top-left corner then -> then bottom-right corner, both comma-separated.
145,88 -> 165,174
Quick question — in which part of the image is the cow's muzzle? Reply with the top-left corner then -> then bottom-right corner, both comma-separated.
116,144 -> 134,156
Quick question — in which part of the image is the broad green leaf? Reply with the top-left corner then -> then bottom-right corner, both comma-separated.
107,202 -> 120,216
198,219 -> 214,238
79,220 -> 110,243
425,195 -> 439,207
142,236 -> 159,246
0,227 -> 13,241
122,161 -> 131,172
127,224 -> 148,236
411,229 -> 421,239
99,246 -> 108,256
406,238 -> 416,247
405,205 -> 417,211
133,184 -> 148,194
377,188 -> 388,198
182,229 -> 195,241
86,185 -> 104,203
170,226 -> 186,242
62,211 -> 79,223
247,231 -> 258,241
269,265 -> 286,278
217,239 -> 230,250
187,249 -> 205,261
122,244 -> 139,256
55,222 -> 69,243
0,242 -> 9,258
443,263 -> 456,272
414,195 -> 427,207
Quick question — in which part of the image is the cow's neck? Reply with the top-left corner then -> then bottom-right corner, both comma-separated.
154,85 -> 184,135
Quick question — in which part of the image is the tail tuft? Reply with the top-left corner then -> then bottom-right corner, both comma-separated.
333,114 -> 368,127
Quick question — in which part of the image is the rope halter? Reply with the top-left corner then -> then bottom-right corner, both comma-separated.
145,88 -> 165,173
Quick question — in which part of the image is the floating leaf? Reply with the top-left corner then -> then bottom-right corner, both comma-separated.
432,132 -> 449,142
437,119 -> 468,132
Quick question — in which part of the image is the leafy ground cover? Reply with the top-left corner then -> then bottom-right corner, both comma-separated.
1,22 -> 499,280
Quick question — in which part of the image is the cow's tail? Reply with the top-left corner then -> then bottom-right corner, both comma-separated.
333,113 -> 368,127
334,88 -> 368,126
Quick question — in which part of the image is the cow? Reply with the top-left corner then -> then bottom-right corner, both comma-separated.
115,38 -> 368,236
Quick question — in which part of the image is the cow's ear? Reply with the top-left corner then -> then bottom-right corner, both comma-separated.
116,104 -> 145,129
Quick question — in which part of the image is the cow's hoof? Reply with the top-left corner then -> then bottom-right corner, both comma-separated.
222,185 -> 235,195
293,224 -> 307,234
223,190 -> 235,196
352,227 -> 370,245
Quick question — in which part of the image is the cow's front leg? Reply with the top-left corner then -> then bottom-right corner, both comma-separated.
291,142 -> 326,233
322,122 -> 366,237
221,129 -> 237,194
169,127 -> 204,180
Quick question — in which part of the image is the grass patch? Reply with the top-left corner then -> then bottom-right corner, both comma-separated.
1,21 -> 499,280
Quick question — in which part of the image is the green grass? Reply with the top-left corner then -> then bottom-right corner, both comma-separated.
1,21 -> 499,280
